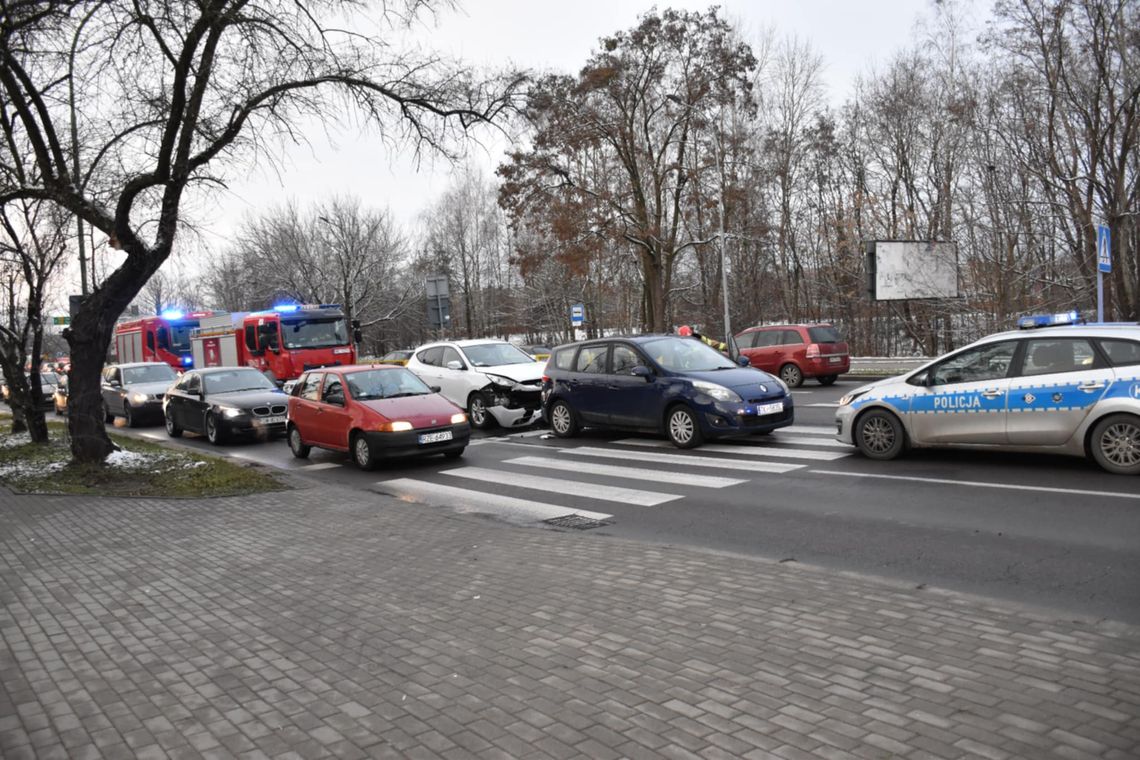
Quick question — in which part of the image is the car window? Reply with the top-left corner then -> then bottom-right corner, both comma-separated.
575,345 -> 608,374
183,374 -> 201,394
552,347 -> 575,370
204,370 -> 275,394
463,342 -> 536,367
1098,339 -> 1140,367
416,346 -> 443,366
644,336 -> 737,372
752,331 -> 778,348
1020,339 -> 1097,377
346,368 -> 431,400
611,345 -> 643,375
808,326 -> 841,343
322,377 -> 345,405
300,372 -> 323,401
929,341 -> 1017,386
781,329 -> 804,345
735,332 -> 757,348
441,346 -> 464,368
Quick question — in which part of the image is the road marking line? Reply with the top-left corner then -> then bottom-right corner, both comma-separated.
781,425 -> 836,435
442,466 -> 679,506
806,402 -> 839,407
811,470 -> 1140,500
506,430 -> 548,439
373,478 -> 613,521
298,462 -> 342,471
504,456 -> 746,489
562,446 -> 804,473
614,439 -> 848,461
768,435 -> 850,449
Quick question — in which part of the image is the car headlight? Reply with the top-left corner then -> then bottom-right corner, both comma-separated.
219,405 -> 245,418
450,412 -> 467,424
485,374 -> 515,389
838,390 -> 869,407
691,380 -> 741,403
129,392 -> 150,404
377,421 -> 413,432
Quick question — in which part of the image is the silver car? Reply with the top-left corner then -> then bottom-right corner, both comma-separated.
835,319 -> 1140,475
102,362 -> 179,427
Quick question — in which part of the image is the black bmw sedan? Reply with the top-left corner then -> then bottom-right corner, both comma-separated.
163,367 -> 288,444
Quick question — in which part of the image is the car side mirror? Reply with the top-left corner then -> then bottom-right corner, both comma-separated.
430,385 -> 441,393
631,365 -> 653,381
109,380 -> 120,388
446,360 -> 464,371
735,355 -> 750,367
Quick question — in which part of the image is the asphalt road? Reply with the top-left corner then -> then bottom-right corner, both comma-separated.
111,378 -> 1140,624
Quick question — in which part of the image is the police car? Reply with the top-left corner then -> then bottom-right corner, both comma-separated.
835,313 -> 1140,475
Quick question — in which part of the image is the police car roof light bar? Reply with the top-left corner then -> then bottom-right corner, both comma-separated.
1017,310 -> 1081,330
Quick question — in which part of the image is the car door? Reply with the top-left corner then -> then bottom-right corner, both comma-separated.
1006,337 -> 1112,445
568,343 -> 610,424
409,346 -> 443,391
181,373 -> 207,433
750,330 -> 780,373
316,373 -> 352,449
101,367 -> 123,414
604,343 -> 660,428
290,372 -> 323,444
907,340 -> 1018,445
436,346 -> 472,407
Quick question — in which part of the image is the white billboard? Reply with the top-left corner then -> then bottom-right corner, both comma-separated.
870,241 -> 959,300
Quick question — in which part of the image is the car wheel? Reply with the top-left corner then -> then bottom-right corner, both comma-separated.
549,400 -> 579,438
288,425 -> 311,459
104,403 -> 114,424
444,447 -> 465,460
854,408 -> 907,460
818,374 -> 838,386
779,363 -> 804,388
1089,413 -> 1140,475
164,409 -> 182,438
123,403 -> 136,428
205,412 -> 225,445
467,392 -> 494,430
352,432 -> 376,470
666,405 -> 703,449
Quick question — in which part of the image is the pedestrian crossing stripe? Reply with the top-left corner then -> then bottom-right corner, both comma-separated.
613,439 -> 849,461
442,466 -> 680,506
781,425 -> 836,435
374,478 -> 613,522
504,456 -> 746,489
561,446 -> 805,473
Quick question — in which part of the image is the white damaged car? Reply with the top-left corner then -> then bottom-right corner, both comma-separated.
406,339 -> 544,429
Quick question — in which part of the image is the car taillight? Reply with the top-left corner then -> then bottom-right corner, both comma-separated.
541,374 -> 550,383
806,344 -> 821,359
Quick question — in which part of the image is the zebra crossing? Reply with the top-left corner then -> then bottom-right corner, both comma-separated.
373,427 -> 853,526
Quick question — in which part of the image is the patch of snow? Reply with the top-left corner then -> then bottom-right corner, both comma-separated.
106,449 -> 164,470
0,460 -> 66,477
0,432 -> 32,449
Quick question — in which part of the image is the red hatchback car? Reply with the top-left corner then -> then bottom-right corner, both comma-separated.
735,324 -> 850,387
287,365 -> 470,469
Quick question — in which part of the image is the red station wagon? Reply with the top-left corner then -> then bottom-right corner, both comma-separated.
287,365 -> 470,469
735,324 -> 850,387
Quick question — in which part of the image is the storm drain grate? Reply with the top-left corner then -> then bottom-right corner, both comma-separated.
544,514 -> 612,530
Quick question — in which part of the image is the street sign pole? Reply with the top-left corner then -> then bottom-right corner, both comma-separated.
1096,225 -> 1111,323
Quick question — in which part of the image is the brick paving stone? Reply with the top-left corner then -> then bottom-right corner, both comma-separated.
1,483 -> 1139,759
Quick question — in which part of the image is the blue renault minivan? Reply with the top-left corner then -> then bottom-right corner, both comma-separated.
540,335 -> 794,448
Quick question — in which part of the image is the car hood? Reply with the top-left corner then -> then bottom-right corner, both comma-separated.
124,380 -> 175,396
360,394 -> 461,426
685,367 -> 785,397
476,362 -> 545,383
208,389 -> 287,408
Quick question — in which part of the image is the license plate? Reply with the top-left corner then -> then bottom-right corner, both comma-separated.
419,430 -> 453,444
756,401 -> 784,415
259,415 -> 286,425
829,356 -> 842,363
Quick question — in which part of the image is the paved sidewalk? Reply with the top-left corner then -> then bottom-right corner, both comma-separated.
1,480 -> 1138,760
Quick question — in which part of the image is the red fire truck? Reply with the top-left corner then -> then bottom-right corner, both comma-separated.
190,304 -> 359,383
113,310 -> 217,370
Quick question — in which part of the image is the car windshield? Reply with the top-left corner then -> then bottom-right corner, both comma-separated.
169,323 -> 195,351
204,370 -> 275,394
346,368 -> 432,400
123,365 -> 176,385
463,342 -> 536,367
31,371 -> 59,385
643,337 -> 737,372
281,317 -> 349,349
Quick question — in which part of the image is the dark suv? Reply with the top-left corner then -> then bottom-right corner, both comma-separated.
735,323 -> 850,387
541,335 -> 793,448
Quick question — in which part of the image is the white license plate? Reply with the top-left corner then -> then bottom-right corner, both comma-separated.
756,402 -> 784,415
829,356 -> 842,363
259,415 -> 286,425
419,430 -> 453,444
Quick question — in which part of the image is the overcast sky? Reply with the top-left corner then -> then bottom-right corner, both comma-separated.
196,0 -> 943,256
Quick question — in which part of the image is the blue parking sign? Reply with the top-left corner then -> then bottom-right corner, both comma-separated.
1097,225 -> 1111,273
570,303 -> 585,326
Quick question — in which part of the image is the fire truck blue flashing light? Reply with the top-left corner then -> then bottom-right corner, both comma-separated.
181,356 -> 193,366
161,309 -> 185,320
1017,310 -> 1080,330
273,303 -> 300,313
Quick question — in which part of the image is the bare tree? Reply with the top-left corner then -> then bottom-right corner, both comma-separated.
0,0 -> 522,462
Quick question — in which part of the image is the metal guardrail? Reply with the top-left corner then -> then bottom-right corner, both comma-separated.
847,356 -> 930,375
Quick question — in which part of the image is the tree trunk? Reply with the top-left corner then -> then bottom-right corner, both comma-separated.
65,304 -> 115,463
